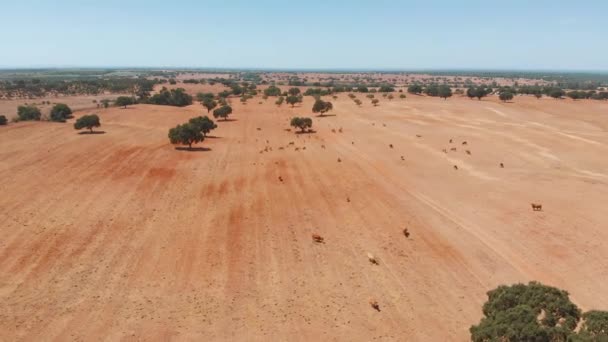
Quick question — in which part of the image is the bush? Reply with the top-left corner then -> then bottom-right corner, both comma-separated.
290,117 -> 313,132
74,114 -> 101,133
371,99 -> 379,106
286,95 -> 302,107
0,115 -> 7,125
379,85 -> 395,92
49,103 -> 73,122
17,105 -> 41,121
275,96 -> 284,106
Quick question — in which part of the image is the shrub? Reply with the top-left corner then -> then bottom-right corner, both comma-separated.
286,95 -> 301,107
438,85 -> 452,99
407,84 -> 423,94
74,114 -> 101,133
49,103 -> 73,122
0,115 -> 7,125
379,85 -> 395,92
275,96 -> 285,106
399,94 -> 406,99
17,105 -> 41,121
371,99 -> 379,106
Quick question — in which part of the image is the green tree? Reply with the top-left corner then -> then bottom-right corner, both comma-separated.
572,311 -> 608,341
357,86 -> 369,93
196,92 -> 215,102
438,85 -> 452,99
73,114 -> 101,133
202,99 -> 218,113
286,95 -> 301,107
312,100 -> 333,115
371,99 -> 379,106
407,84 -> 423,94
0,115 -> 7,125
499,91 -> 514,102
49,103 -> 73,122
17,105 -> 41,121
264,85 -> 282,96
168,123 -> 203,149
288,87 -> 301,96
189,116 -> 217,137
213,105 -> 233,121
354,99 -> 362,106
548,88 -> 565,99
148,87 -> 193,107
275,96 -> 285,106
100,99 -> 111,108
115,96 -> 135,108
399,94 -> 407,99
290,117 -> 313,132
470,282 -> 582,342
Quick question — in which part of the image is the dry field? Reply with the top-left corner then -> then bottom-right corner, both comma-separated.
1,94 -> 607,341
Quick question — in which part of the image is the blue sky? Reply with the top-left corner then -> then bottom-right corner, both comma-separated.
1,0 -> 607,70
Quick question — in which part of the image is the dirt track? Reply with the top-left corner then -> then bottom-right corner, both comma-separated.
1,95 -> 608,340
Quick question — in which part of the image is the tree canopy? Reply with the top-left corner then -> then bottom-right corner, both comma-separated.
202,98 -> 218,113
286,95 -> 302,107
168,123 -> 203,149
213,105 -> 233,121
49,103 -> 73,122
264,85 -> 282,96
189,116 -> 217,137
312,99 -> 333,115
499,91 -> 514,102
17,105 -> 41,121
470,282 -> 608,342
438,85 -> 452,99
115,96 -> 135,108
0,115 -> 7,125
290,117 -> 313,132
407,84 -> 423,94
73,114 -> 101,133
148,87 -> 193,107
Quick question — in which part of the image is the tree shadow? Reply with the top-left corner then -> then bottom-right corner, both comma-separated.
295,130 -> 316,134
205,135 -> 221,139
316,114 -> 336,117
221,118 -> 238,122
78,131 -> 106,135
175,146 -> 212,152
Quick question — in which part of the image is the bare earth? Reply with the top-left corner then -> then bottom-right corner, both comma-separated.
1,95 -> 607,341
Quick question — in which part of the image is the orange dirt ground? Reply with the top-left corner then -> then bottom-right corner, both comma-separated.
1,94 -> 607,341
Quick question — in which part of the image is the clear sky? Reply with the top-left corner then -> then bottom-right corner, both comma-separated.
1,0 -> 607,70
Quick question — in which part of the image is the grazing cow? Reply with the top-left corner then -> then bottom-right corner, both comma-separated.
346,197 -> 351,202
352,141 -> 355,145
442,148 -> 447,153
401,156 -> 405,160
416,134 -> 422,138
403,228 -> 410,238
389,144 -> 394,148
321,144 -> 325,149
450,147 -> 457,152
466,150 -> 471,155
462,141 -> 468,145
453,165 -> 458,170
500,163 -> 504,168
337,158 -> 342,162
367,252 -> 379,265
278,176 -> 283,182
449,139 -> 453,143
339,127 -> 343,133
312,234 -> 324,243
369,299 -> 381,311
531,203 -> 542,211
331,129 -> 336,133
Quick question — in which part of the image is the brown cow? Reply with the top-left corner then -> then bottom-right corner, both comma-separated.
369,299 -> 381,311
403,228 -> 410,238
531,203 -> 543,211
